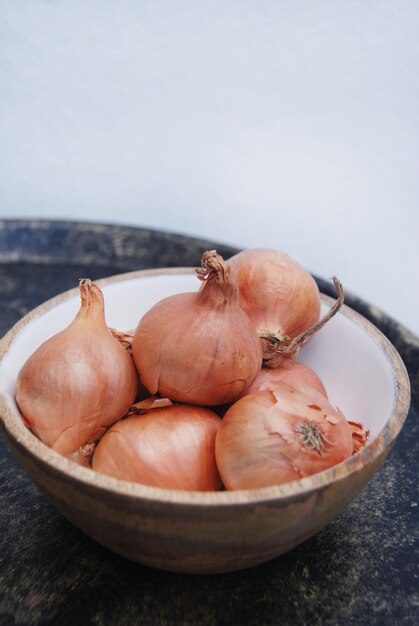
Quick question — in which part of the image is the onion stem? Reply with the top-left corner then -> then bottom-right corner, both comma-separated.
263,276 -> 344,366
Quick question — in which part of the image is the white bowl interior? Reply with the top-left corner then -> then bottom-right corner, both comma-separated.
0,272 -> 396,439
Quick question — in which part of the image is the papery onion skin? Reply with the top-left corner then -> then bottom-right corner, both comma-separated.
15,280 -> 138,456
215,381 -> 353,490
227,248 -> 321,363
242,358 -> 328,398
348,420 -> 370,454
92,404 -> 223,491
132,251 -> 263,406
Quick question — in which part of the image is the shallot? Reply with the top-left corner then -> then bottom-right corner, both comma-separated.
15,279 -> 138,456
227,248 -> 344,366
132,250 -> 263,406
92,404 -> 223,491
215,381 -> 353,490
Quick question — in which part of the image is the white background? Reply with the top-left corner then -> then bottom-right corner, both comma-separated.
1,1 -> 418,335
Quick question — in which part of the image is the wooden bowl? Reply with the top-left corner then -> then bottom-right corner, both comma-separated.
0,269 -> 411,574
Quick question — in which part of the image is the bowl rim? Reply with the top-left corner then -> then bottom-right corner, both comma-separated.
0,267 -> 411,507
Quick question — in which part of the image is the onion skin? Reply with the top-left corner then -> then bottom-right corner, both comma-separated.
15,280 -> 138,456
348,420 -> 370,454
92,405 -> 223,491
227,248 -> 321,363
132,251 -> 263,406
242,358 -> 328,398
215,381 -> 353,490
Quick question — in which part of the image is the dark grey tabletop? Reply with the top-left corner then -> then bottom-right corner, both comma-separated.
0,219 -> 417,626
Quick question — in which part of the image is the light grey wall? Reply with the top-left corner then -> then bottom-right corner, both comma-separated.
1,1 -> 418,333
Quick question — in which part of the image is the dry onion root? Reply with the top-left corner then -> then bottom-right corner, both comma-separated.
132,250 -> 263,406
15,279 -> 138,456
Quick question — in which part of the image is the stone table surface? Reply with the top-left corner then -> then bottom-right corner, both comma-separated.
0,219 -> 417,626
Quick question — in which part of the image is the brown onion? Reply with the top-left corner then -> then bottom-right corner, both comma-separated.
92,404 -> 223,491
242,358 -> 328,398
215,381 -> 353,490
227,248 -> 343,366
132,250 -> 263,406
15,279 -> 138,456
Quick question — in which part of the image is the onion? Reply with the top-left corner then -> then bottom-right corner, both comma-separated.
132,250 -> 263,406
243,358 -> 328,398
215,381 -> 353,490
15,279 -> 138,456
92,404 -> 223,491
227,248 -> 344,366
